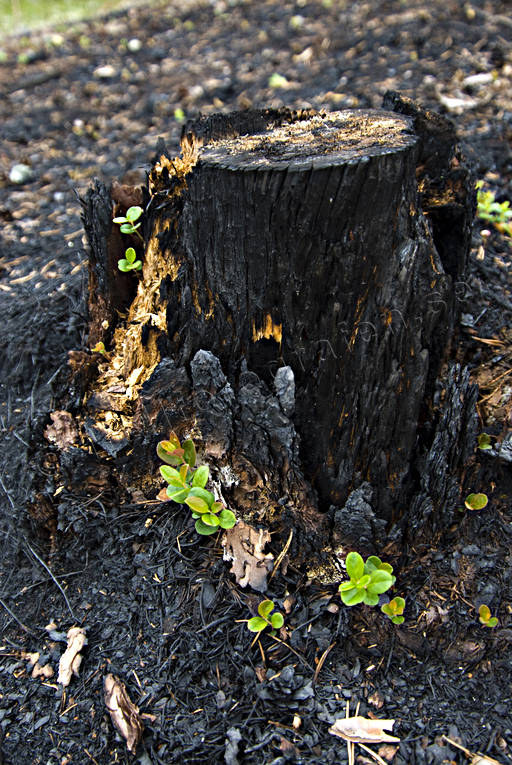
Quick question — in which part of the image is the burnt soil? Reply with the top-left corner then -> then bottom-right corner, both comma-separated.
1,1 -> 512,763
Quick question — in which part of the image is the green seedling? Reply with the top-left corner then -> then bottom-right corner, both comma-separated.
157,432 -> 236,536
477,433 -> 492,450
476,182 -> 512,238
247,600 -> 284,634
91,341 -> 109,357
339,552 -> 396,607
113,205 -> 144,240
464,492 -> 488,510
478,604 -> 498,628
268,72 -> 288,89
381,596 -> 405,625
118,247 -> 142,272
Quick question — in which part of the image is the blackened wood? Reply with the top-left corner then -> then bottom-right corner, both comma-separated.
382,90 -> 475,283
80,180 -> 138,347
61,104 -> 477,558
158,108 -> 471,517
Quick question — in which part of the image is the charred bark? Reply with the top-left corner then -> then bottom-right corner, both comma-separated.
38,103 -> 477,568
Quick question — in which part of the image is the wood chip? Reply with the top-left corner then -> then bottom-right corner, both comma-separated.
329,716 -> 400,744
58,627 -> 87,686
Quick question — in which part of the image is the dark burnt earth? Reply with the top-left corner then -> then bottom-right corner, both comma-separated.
0,1 -> 511,763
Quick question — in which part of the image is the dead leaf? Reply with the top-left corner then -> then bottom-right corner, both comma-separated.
44,411 -> 78,449
367,690 -> 384,709
329,716 -> 400,744
104,673 -> 144,754
58,627 -> 87,686
424,604 -> 450,626
280,737 -> 300,757
222,521 -> 274,593
378,744 -> 400,762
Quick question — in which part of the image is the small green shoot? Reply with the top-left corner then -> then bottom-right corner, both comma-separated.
157,433 -> 236,536
247,600 -> 284,634
381,596 -> 405,624
464,492 -> 488,511
113,205 -> 144,240
478,604 -> 498,628
476,181 -> 512,238
91,341 -> 109,357
477,433 -> 492,451
339,552 -> 396,607
118,247 -> 142,272
268,73 -> 289,89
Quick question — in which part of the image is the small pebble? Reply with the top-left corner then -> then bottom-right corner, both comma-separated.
463,72 -> 494,88
127,38 -> 142,52
94,64 -> 116,79
9,163 -> 34,184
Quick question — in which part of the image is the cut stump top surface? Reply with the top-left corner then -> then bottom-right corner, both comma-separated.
198,109 -> 418,171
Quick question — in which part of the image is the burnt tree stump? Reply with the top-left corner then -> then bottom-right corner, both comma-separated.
42,101 -> 477,570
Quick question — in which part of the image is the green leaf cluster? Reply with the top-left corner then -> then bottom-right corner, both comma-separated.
339,552 -> 395,607
113,205 -> 144,236
476,183 -> 512,237
157,432 -> 236,536
118,246 -> 142,272
381,596 -> 405,625
478,604 -> 498,628
247,599 -> 284,633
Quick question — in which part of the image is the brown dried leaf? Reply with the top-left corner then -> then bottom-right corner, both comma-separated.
424,604 -> 450,626
221,521 -> 274,593
44,411 -> 78,449
104,673 -> 144,754
368,690 -> 384,709
58,627 -> 87,687
280,737 -> 300,757
329,716 -> 400,744
378,744 -> 400,762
